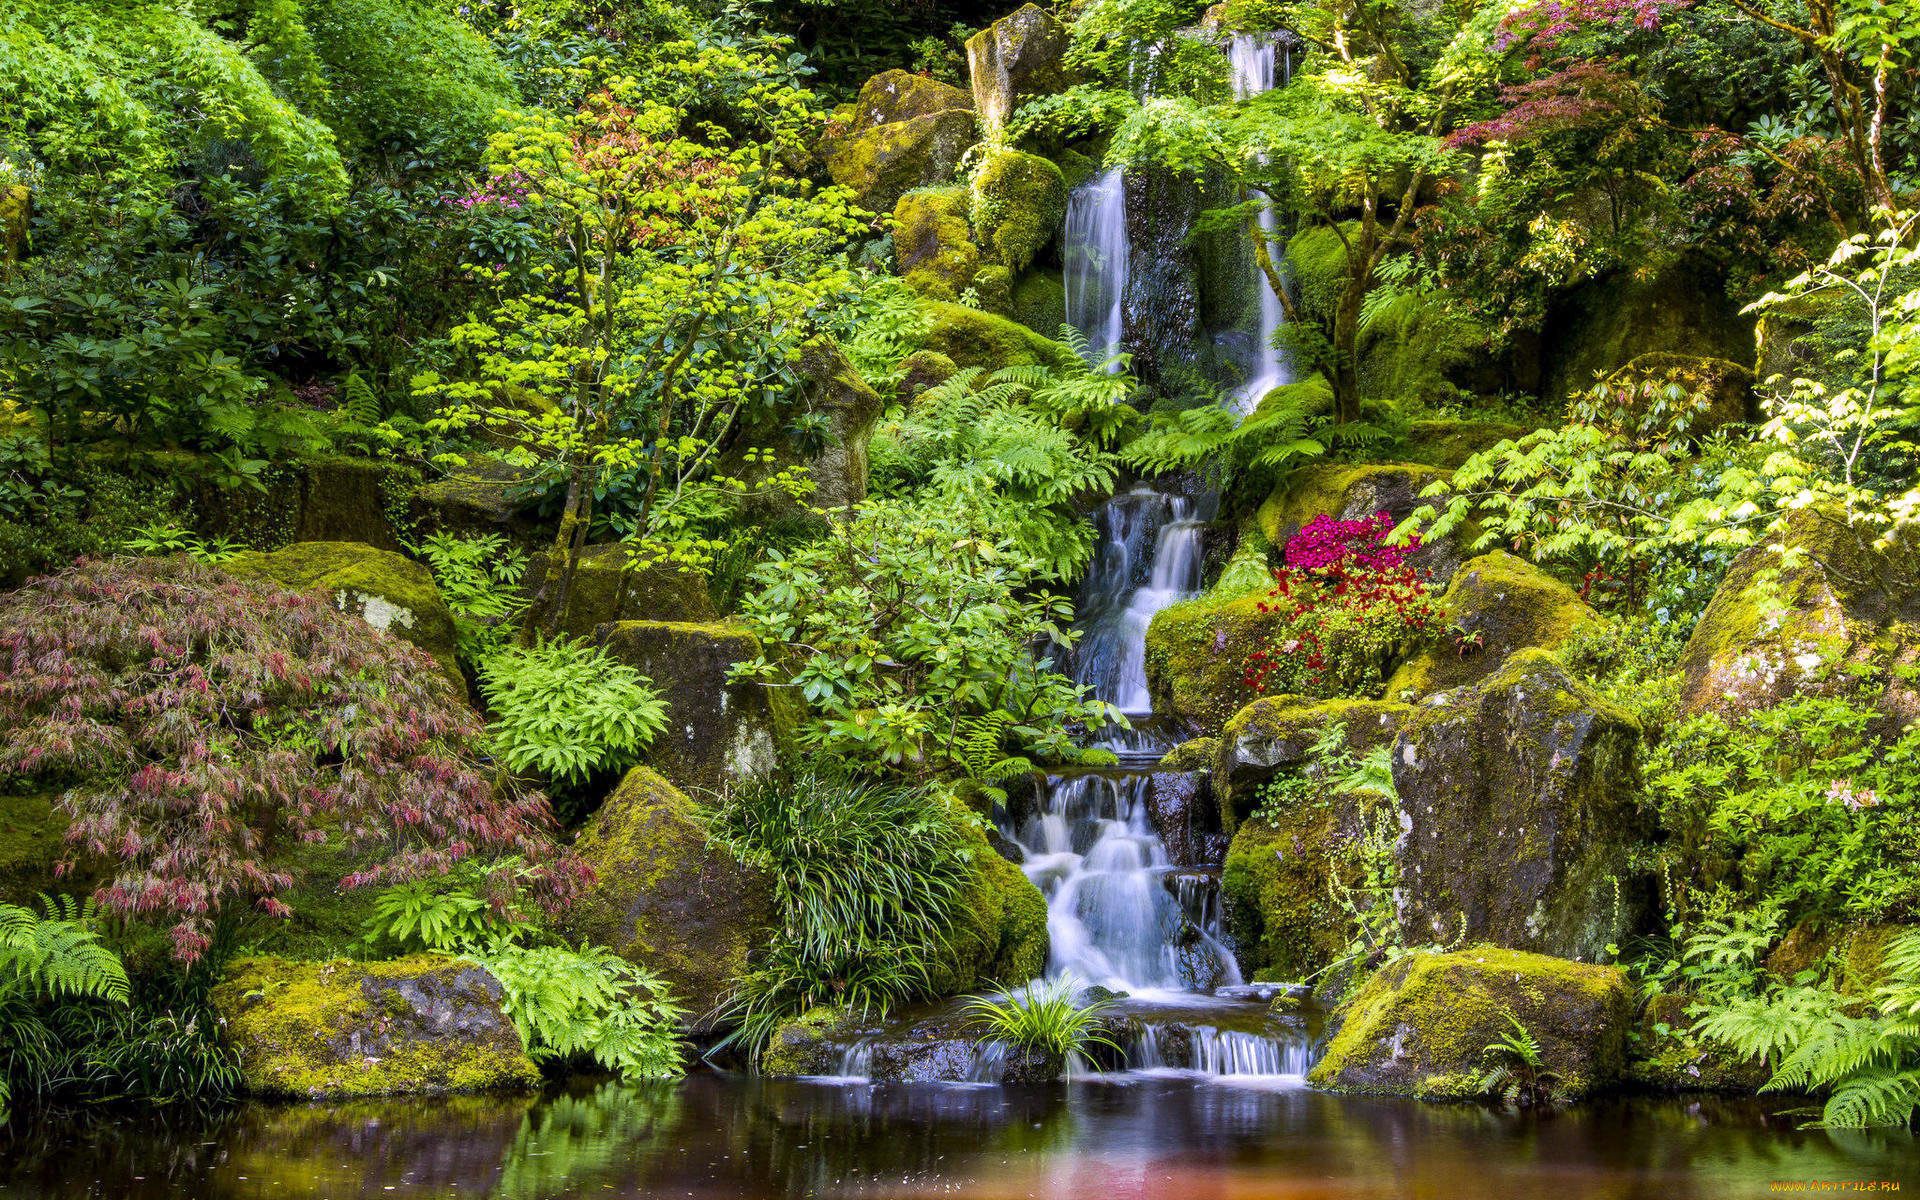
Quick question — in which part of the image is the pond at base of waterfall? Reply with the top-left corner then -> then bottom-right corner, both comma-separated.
1,1078 -> 1911,1200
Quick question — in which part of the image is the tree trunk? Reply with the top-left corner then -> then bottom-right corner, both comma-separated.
1330,277 -> 1366,424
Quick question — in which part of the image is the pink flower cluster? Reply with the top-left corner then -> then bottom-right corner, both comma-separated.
1827,779 -> 1880,812
449,171 -> 530,211
1283,512 -> 1419,572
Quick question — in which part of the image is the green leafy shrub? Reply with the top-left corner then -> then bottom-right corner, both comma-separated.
709,770 -> 975,1050
414,531 -> 527,661
477,636 -> 669,786
962,981 -> 1120,1064
0,895 -> 131,1117
469,943 -> 686,1081
734,496 -> 1120,774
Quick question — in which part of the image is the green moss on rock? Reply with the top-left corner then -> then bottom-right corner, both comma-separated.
1393,649 -> 1648,961
1396,419 -> 1531,470
845,70 -> 973,132
0,791 -> 68,906
826,109 -> 977,215
531,543 -> 718,640
1675,508 -> 1920,724
1215,696 -> 1411,820
927,809 -> 1050,995
210,954 -> 538,1099
1624,992 -> 1768,1093
969,148 -> 1065,274
1143,587 -> 1282,738
894,187 -> 982,302
915,300 -> 1081,372
1308,945 -> 1633,1098
965,4 -> 1074,135
1385,551 -> 1602,701
563,766 -> 776,1032
0,185 -> 29,266
1010,268 -> 1067,336
900,349 -> 960,399
225,541 -> 462,687
760,1006 -> 859,1076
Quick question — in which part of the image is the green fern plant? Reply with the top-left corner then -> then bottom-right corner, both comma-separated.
469,943 -> 687,1081
477,635 -> 670,785
1478,1011 -> 1569,1108
413,531 -> 527,661
1,895 -> 132,1117
956,711 -> 1034,804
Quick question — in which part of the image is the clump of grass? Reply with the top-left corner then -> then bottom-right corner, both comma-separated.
962,981 -> 1121,1062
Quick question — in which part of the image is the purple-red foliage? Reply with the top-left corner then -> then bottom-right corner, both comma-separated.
1499,0 -> 1691,62
0,556 -> 590,960
1448,62 -> 1654,148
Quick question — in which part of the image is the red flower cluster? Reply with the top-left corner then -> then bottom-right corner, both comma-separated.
1242,513 -> 1440,698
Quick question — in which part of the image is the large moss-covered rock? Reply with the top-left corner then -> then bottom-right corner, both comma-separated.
1542,255 -> 1754,404
1392,650 -> 1647,962
760,1006 -> 860,1076
211,955 -> 538,1099
1143,586 -> 1281,738
595,621 -> 798,795
1385,551 -> 1602,701
525,543 -> 717,639
1395,419 -> 1530,470
226,541 -> 461,685
965,4 -> 1074,135
1215,696 -> 1411,820
1597,351 -> 1756,438
970,148 -> 1065,274
722,339 -> 886,515
845,69 -> 973,133
1011,267 -> 1067,335
915,300 -> 1081,372
894,187 -> 982,302
563,766 -> 776,1032
1217,699 -> 1409,982
1675,510 -> 1920,725
928,813 -> 1050,995
416,455 -> 544,549
826,109 -> 977,215
1307,946 -> 1633,1098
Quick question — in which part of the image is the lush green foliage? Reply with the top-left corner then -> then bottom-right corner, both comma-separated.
962,981 -> 1120,1063
734,496 -> 1121,774
413,532 -> 528,661
472,943 -> 687,1081
1478,1011 -> 1570,1108
709,770 -> 975,1048
478,636 -> 670,786
0,557 -> 585,959
0,895 -> 130,1117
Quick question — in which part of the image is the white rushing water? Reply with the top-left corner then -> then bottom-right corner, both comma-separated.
1069,487 -> 1213,722
1063,167 -> 1130,366
1228,34 -> 1293,413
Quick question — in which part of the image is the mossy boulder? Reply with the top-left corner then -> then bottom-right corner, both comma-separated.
844,69 -> 973,133
1542,255 -> 1754,405
965,4 -> 1074,135
900,349 -> 960,398
1307,946 -> 1633,1098
525,543 -> 717,640
1392,650 -> 1648,962
563,766 -> 777,1032
926,810 -> 1050,995
1395,419 -> 1531,471
0,791 -> 67,905
760,1005 -> 860,1076
226,541 -> 461,686
1010,267 -> 1067,336
826,108 -> 977,216
1598,352 -> 1756,436
722,339 -> 887,514
1254,461 -> 1468,585
1215,696 -> 1411,821
915,300 -> 1081,372
894,187 -> 982,302
970,148 -> 1065,274
1384,551 -> 1603,701
971,264 -> 1016,315
1625,992 -> 1768,1093
1143,586 -> 1283,738
211,955 -> 538,1099
416,455 -> 545,550
1675,509 -> 1920,726
595,621 -> 799,795
0,185 -> 29,265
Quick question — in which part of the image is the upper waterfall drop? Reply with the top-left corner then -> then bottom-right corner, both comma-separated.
1228,34 -> 1294,414
1064,167 -> 1129,366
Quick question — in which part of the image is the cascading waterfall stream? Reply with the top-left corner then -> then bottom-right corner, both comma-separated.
1228,34 -> 1294,413
1064,168 -> 1129,367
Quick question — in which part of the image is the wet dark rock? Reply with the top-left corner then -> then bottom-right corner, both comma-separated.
966,4 -> 1074,135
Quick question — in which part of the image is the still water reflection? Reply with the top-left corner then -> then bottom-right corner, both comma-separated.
0,1074 -> 1911,1199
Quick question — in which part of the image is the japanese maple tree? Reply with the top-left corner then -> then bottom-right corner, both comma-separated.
0,557 -> 589,960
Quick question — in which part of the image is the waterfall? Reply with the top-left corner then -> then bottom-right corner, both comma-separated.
1064,168 -> 1129,366
1228,34 -> 1293,413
